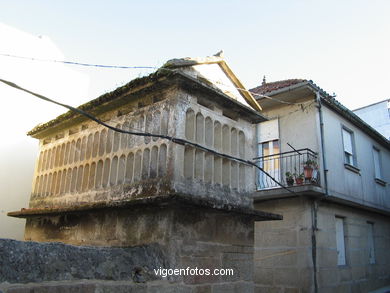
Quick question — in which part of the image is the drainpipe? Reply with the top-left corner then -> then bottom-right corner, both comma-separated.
316,91 -> 329,196
311,91 -> 329,293
255,123 -> 260,189
311,199 -> 319,293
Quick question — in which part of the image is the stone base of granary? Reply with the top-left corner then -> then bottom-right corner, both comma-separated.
6,196 -> 281,291
0,238 -> 252,293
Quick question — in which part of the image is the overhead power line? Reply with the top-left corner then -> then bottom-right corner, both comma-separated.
0,78 -> 297,195
1,52 -> 305,106
0,53 -> 156,70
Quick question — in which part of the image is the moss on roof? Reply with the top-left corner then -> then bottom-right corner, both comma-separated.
27,69 -> 173,136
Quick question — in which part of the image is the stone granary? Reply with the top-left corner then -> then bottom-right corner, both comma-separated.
9,55 -> 281,290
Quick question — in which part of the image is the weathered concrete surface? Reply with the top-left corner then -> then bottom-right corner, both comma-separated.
0,239 -> 165,284
21,197 -> 279,247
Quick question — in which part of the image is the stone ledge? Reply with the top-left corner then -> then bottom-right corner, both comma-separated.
8,194 -> 282,221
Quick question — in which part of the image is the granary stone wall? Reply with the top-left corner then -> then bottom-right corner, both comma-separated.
28,84 -> 257,210
172,93 -> 256,207
29,92 -> 175,209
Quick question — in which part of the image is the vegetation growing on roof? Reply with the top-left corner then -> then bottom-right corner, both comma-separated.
27,69 -> 173,136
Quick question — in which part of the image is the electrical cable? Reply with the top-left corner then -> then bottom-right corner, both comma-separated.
0,78 -> 297,195
265,100 -> 316,120
1,52 -> 305,106
0,53 -> 156,70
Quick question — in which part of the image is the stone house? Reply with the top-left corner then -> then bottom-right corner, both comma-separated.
251,79 -> 390,292
8,55 -> 281,291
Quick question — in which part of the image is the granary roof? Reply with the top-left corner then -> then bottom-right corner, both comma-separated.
163,54 -> 262,111
27,69 -> 169,136
28,61 -> 266,138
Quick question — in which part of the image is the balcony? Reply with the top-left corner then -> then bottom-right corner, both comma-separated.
253,148 -> 324,200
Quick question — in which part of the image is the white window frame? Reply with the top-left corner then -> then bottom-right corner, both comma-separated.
257,139 -> 280,189
372,147 -> 382,180
257,119 -> 280,190
342,127 -> 356,167
335,216 -> 346,266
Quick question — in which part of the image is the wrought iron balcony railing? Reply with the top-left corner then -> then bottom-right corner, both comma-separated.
254,148 -> 320,190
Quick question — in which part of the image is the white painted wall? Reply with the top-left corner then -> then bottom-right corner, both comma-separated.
257,92 -> 390,212
259,100 -> 319,154
353,100 -> 390,140
322,105 -> 390,211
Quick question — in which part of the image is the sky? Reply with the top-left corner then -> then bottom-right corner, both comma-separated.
0,0 -> 389,238
1,0 -> 389,111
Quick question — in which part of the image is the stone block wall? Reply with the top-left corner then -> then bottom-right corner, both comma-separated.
254,197 -> 390,293
315,201 -> 390,293
254,197 -> 314,293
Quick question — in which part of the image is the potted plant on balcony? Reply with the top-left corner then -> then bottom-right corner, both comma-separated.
303,159 -> 317,180
285,172 -> 294,186
294,172 -> 304,185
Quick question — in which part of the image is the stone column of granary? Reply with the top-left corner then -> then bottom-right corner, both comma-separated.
8,54 -> 282,290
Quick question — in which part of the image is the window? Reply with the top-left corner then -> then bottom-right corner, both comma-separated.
258,139 -> 280,189
335,217 -> 346,266
342,128 -> 356,166
367,222 -> 375,264
373,147 -> 382,180
257,119 -> 280,189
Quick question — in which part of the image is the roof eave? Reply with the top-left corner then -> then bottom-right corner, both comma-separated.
218,61 -> 262,111
254,80 -> 389,149
255,81 -> 310,99
28,70 -> 267,138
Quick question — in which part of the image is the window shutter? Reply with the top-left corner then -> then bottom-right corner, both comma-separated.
258,119 -> 279,143
335,217 -> 346,266
342,129 -> 353,154
373,149 -> 381,179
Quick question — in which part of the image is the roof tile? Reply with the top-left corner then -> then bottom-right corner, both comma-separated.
250,79 -> 306,96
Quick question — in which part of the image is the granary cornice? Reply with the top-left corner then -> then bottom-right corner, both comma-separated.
28,69 -> 267,139
8,194 -> 282,221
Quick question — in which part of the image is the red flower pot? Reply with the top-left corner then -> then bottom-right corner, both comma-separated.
304,166 -> 313,179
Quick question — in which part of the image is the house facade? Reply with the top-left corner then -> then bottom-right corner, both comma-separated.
251,79 -> 390,292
